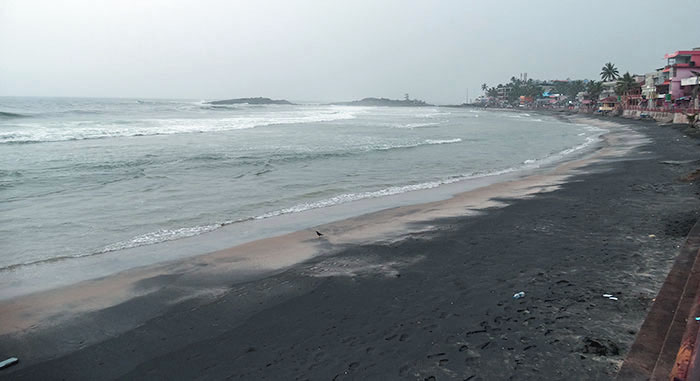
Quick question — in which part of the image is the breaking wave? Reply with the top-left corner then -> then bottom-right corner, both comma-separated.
0,108 -> 358,144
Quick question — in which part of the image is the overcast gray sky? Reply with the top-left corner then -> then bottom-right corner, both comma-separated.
1,0 -> 699,104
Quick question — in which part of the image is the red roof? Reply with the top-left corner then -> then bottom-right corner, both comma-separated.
601,96 -> 618,103
664,50 -> 700,59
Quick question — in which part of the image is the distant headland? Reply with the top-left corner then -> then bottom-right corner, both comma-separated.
331,97 -> 432,107
208,97 -> 294,105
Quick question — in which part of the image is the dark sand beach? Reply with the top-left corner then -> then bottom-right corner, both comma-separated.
2,116 -> 700,380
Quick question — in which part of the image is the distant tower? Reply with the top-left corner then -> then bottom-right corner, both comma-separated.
524,72 -> 528,82
404,93 -> 410,101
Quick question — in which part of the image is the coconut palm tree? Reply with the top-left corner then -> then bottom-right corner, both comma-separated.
600,62 -> 620,82
481,83 -> 488,93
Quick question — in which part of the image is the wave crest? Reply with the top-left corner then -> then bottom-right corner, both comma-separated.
0,108 -> 358,144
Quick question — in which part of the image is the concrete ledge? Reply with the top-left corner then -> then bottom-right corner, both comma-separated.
618,219 -> 700,380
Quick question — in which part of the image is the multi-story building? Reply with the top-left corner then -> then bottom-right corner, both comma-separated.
496,85 -> 512,101
663,48 -> 700,100
641,71 -> 659,100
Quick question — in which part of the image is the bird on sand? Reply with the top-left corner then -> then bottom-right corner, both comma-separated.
315,230 -> 324,237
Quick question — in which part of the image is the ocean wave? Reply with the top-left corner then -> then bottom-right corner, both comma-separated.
0,131 -> 597,272
556,136 -> 599,156
182,138 -> 465,168
256,168 -> 518,220
521,135 -> 600,167
0,111 -> 29,119
100,224 -> 226,253
414,110 -> 451,118
425,138 -> 462,145
0,221 -> 247,272
392,122 -> 441,129
0,108 -> 357,144
0,164 -> 522,272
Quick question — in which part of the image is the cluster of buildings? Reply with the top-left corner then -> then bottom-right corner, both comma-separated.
636,48 -> 700,110
474,48 -> 700,116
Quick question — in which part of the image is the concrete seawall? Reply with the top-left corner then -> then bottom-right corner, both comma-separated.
621,109 -> 691,125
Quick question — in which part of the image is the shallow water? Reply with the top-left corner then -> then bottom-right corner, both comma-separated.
0,97 -> 603,273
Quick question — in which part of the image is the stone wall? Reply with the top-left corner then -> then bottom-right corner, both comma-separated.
621,109 -> 679,124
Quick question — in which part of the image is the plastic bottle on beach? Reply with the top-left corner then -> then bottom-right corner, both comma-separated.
513,291 -> 525,299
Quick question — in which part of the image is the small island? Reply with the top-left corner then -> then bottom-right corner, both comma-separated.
208,97 -> 294,105
331,96 -> 432,107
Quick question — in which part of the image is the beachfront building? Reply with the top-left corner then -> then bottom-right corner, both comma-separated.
653,68 -> 672,107
598,96 -> 618,113
599,81 -> 617,100
664,48 -> 700,101
624,81 -> 643,107
496,85 -> 512,102
681,76 -> 700,109
642,71 -> 659,101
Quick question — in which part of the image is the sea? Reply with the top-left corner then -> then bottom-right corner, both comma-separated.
0,97 -> 605,297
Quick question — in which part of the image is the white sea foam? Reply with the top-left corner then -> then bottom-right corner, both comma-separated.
357,138 -> 462,152
414,110 -> 451,118
425,138 -> 462,145
0,107 -> 357,144
1,100 -> 610,274
101,224 -> 224,253
1,130 -> 600,271
392,122 -> 441,129
256,168 -> 517,220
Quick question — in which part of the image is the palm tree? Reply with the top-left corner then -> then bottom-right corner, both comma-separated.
481,83 -> 488,93
600,62 -> 620,82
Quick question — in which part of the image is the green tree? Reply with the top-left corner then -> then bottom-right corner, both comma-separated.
615,72 -> 636,96
481,83 -> 488,93
600,62 -> 620,81
587,80 -> 603,101
567,80 -> 586,100
553,81 -> 570,96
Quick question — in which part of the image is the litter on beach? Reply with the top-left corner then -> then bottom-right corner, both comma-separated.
648,234 -> 656,238
602,294 -> 613,298
0,357 -> 18,369
513,291 -> 525,299
608,297 -> 618,301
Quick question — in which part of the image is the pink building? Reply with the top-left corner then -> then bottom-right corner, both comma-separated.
663,48 -> 700,100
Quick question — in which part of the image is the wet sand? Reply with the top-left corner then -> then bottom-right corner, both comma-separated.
2,116 -> 700,380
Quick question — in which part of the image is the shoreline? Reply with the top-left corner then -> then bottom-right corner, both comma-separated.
0,116 -> 629,335
2,114 -> 699,379
0,110 -> 607,301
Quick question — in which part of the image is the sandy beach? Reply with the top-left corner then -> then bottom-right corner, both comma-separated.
2,114 -> 700,380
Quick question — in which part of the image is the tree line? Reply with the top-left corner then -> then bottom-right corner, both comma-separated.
480,62 -> 636,104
